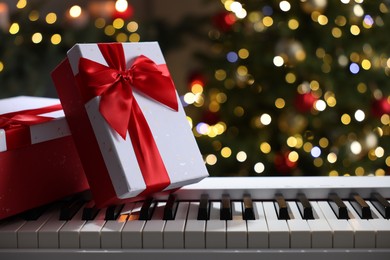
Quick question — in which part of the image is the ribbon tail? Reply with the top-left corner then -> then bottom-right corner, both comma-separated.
129,99 -> 171,194
99,81 -> 133,139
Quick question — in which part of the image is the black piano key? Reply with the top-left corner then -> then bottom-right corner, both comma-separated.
21,204 -> 51,221
197,194 -> 209,220
59,198 -> 85,220
139,198 -> 155,220
275,193 -> 290,220
328,193 -> 349,219
297,193 -> 314,220
350,193 -> 372,219
243,194 -> 255,220
220,194 -> 232,220
371,192 -> 390,219
82,201 -> 100,220
163,194 -> 177,220
105,204 -> 124,220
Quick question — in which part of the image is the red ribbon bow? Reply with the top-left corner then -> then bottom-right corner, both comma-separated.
77,43 -> 177,194
0,103 -> 62,150
77,44 -> 178,139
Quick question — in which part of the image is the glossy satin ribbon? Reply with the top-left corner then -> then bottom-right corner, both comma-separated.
77,43 -> 177,193
0,104 -> 62,150
0,104 -> 62,129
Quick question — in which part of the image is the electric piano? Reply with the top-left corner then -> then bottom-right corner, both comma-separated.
1,176 -> 390,260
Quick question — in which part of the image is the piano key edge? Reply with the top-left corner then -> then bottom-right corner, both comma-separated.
1,248 -> 390,260
156,177 -> 390,200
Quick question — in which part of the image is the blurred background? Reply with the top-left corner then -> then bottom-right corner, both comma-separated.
0,0 -> 389,177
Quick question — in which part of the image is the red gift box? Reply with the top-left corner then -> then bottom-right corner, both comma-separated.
0,96 -> 89,220
52,42 -> 208,207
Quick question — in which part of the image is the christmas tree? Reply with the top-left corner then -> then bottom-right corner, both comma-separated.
1,0 -> 389,178
0,0 -> 137,97
183,0 -> 390,177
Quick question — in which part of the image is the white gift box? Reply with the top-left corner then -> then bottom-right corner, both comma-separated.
0,96 -> 88,220
52,42 -> 208,207
0,96 -> 69,152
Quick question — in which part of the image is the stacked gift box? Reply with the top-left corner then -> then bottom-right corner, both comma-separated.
0,42 -> 208,220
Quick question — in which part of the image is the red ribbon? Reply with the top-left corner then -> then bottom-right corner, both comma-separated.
77,43 -> 177,194
0,103 -> 62,150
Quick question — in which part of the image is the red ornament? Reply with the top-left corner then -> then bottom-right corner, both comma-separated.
188,71 -> 206,90
274,151 -> 297,174
294,92 -> 318,113
212,11 -> 236,32
371,97 -> 390,118
112,4 -> 133,20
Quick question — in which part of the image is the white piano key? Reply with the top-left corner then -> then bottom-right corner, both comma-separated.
185,202 -> 205,249
262,201 -> 279,220
247,220 -> 268,248
185,220 -> 205,249
287,201 -> 301,219
349,218 -> 375,248
142,220 -> 165,248
286,201 -> 311,248
226,219 -> 247,249
164,219 -> 186,249
266,220 -> 289,248
344,201 -> 376,248
142,202 -> 166,249
247,202 -> 268,249
151,202 -> 166,220
307,202 -> 332,248
231,201 -> 243,220
317,201 -> 338,220
163,202 -> 189,249
310,201 -> 326,219
343,200 -> 361,219
79,209 -> 106,249
307,219 -> 333,248
370,218 -> 390,248
0,219 -> 26,248
187,201 -> 199,220
206,201 -> 226,249
209,201 -> 221,220
253,201 -> 266,220
328,219 -> 354,248
38,217 -> 66,248
366,201 -> 384,219
100,203 -> 133,249
227,202 -> 247,249
121,220 -> 145,249
317,201 -> 354,248
365,201 -> 390,248
263,201 -> 289,248
206,219 -> 226,249
18,207 -> 57,248
122,202 -> 145,249
287,219 -> 311,248
59,206 -> 86,248
174,202 -> 189,220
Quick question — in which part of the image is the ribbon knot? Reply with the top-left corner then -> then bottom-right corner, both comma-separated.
119,70 -> 133,84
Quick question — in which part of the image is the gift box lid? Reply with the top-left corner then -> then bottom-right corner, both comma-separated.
0,96 -> 70,152
0,96 -> 89,220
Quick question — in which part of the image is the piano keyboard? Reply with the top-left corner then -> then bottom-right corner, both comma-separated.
1,176 -> 390,260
